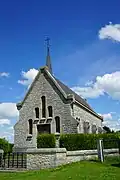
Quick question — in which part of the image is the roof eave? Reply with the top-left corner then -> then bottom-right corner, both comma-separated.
74,100 -> 103,121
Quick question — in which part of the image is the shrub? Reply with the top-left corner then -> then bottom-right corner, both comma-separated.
60,133 -> 119,151
0,138 -> 10,154
8,143 -> 14,153
37,134 -> 56,148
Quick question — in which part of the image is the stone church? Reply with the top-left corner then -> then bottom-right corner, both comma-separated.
14,42 -> 103,151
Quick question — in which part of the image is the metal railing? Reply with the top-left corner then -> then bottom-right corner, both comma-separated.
0,152 -> 27,169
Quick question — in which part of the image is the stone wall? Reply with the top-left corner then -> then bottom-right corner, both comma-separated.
14,71 -> 76,150
26,148 -> 67,170
26,148 -> 119,170
73,104 -> 102,133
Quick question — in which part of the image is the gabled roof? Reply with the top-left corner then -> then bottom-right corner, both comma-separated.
55,78 -> 93,111
17,67 -> 103,120
55,78 -> 103,120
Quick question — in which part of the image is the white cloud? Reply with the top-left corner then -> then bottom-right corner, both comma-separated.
18,68 -> 38,86
0,103 -> 19,119
103,119 -> 120,131
102,113 -> 112,120
72,86 -> 103,98
8,126 -> 13,130
0,72 -> 9,77
0,131 -> 14,142
0,103 -> 18,142
99,22 -> 120,42
0,119 -> 10,125
72,71 -> 120,100
102,113 -> 120,131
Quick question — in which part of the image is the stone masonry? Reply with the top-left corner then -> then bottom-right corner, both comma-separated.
26,148 -> 119,170
14,70 -> 77,151
14,46 -> 103,151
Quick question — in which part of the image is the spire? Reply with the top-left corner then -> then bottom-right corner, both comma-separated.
45,37 -> 52,74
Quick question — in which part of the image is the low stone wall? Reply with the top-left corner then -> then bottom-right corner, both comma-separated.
66,149 -> 119,164
26,148 -> 119,170
26,148 -> 66,170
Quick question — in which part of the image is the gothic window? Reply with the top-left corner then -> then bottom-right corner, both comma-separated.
98,127 -> 102,134
41,96 -> 46,118
55,116 -> 60,133
76,118 -> 81,133
77,122 -> 80,133
83,121 -> 90,134
35,107 -> 39,118
92,124 -> 97,134
48,106 -> 53,117
71,104 -> 74,116
28,119 -> 33,135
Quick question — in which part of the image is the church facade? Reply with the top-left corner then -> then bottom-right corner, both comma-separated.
14,45 -> 103,151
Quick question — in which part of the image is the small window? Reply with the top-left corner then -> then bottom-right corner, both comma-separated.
28,119 -> 33,135
48,106 -> 53,117
83,121 -> 90,134
55,116 -> 60,133
98,127 -> 102,134
92,125 -> 97,134
77,122 -> 81,133
41,96 -> 46,118
35,107 -> 39,118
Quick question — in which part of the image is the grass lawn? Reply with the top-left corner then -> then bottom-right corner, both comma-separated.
0,156 -> 120,180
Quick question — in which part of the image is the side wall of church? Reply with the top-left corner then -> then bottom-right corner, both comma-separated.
14,71 -> 77,150
73,104 -> 102,133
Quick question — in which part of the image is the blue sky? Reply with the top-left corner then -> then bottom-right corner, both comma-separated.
0,0 -> 120,142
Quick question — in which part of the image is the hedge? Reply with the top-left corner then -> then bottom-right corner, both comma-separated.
60,133 -> 120,151
37,134 -> 56,148
0,138 -> 10,154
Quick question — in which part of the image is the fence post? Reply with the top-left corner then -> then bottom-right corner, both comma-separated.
97,139 -> 104,162
17,153 -> 19,168
8,152 -> 10,168
0,150 -> 4,168
55,134 -> 60,148
12,153 -> 14,167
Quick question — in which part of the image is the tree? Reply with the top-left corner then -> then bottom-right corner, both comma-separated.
103,126 -> 111,133
0,138 -> 9,154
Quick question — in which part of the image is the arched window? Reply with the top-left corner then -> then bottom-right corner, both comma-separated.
55,116 -> 60,133
98,127 -> 102,134
77,122 -> 81,133
41,96 -> 46,118
35,107 -> 39,118
48,106 -> 53,117
92,124 -> 97,134
28,119 -> 33,135
83,121 -> 90,134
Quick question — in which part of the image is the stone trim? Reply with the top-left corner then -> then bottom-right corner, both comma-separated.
26,148 -> 66,154
74,101 -> 103,121
67,148 -> 119,156
16,66 -> 102,122
17,67 -> 68,108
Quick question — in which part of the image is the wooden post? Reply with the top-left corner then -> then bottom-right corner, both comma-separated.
97,139 -> 104,162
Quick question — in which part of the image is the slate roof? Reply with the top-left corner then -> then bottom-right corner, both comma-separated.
55,78 -> 95,113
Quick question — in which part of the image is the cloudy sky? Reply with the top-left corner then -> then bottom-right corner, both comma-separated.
0,0 -> 120,142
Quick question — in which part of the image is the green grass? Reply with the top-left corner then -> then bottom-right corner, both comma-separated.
0,157 -> 120,180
